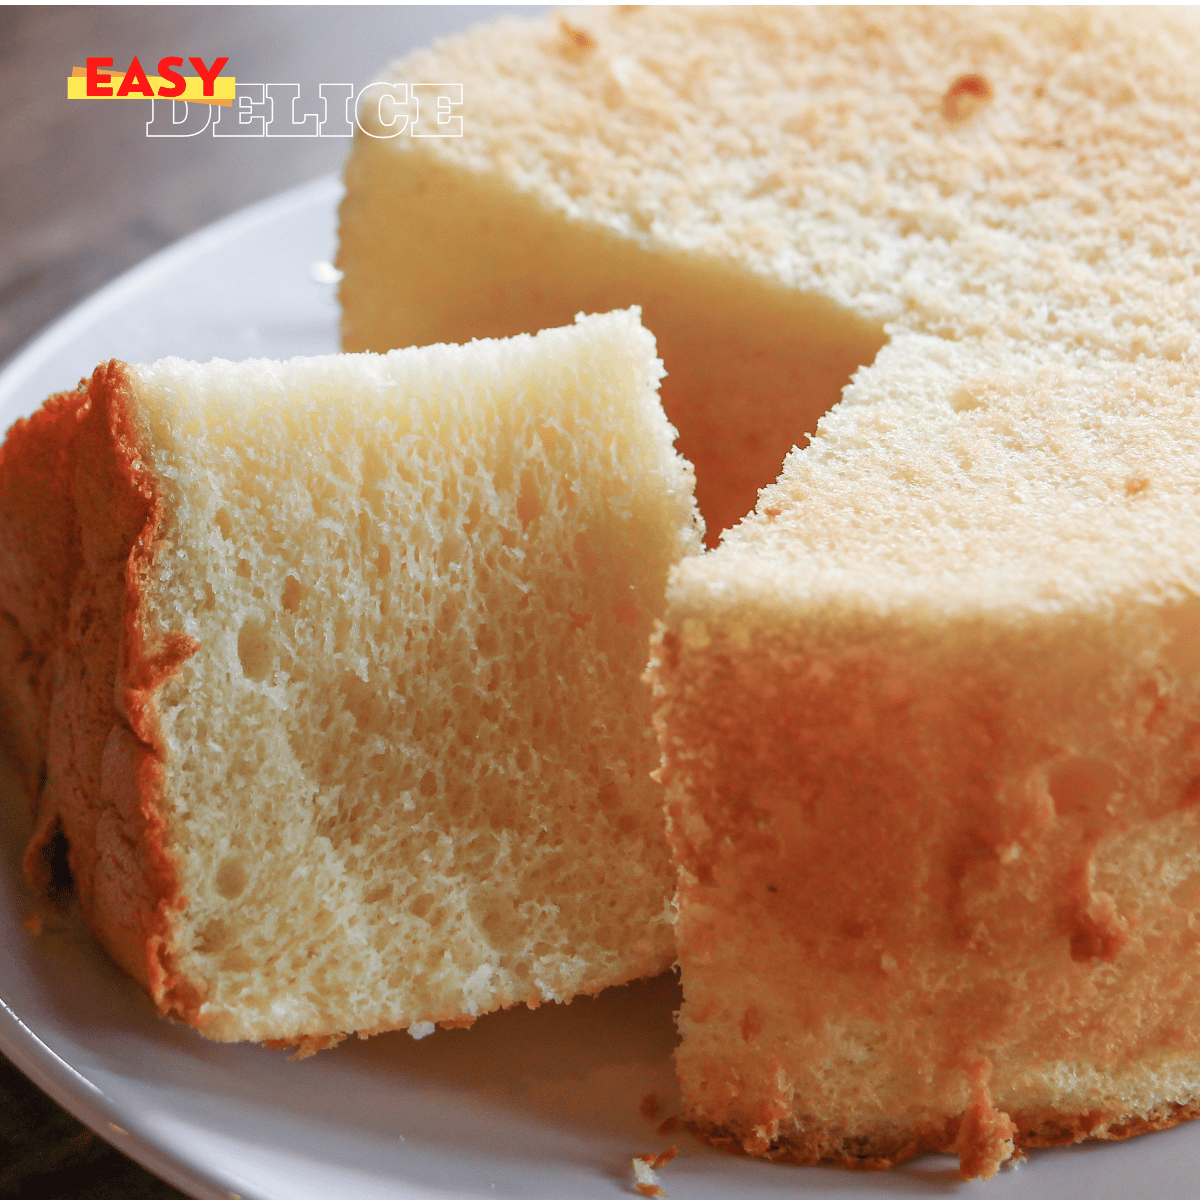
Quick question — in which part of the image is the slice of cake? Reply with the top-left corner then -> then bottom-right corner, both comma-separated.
648,341 -> 1200,1178
1,309 -> 702,1045
337,5 -> 1200,1177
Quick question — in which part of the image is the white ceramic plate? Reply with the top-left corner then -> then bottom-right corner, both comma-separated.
3,176 -> 1200,1200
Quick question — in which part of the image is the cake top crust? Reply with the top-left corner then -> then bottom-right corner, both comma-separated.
383,6 -> 1200,358
375,7 -> 1200,614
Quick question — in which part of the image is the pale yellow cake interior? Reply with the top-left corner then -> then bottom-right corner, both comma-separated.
125,311 -> 701,1041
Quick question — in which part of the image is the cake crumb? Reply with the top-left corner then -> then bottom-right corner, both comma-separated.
631,1159 -> 666,1196
288,1034 -> 346,1060
639,1092 -> 661,1120
632,1146 -> 678,1196
262,1033 -> 346,1059
656,1116 -> 681,1134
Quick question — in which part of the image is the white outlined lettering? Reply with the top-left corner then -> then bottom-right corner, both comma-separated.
145,99 -> 212,137
265,83 -> 319,137
143,81 -> 463,138
355,82 -> 409,139
318,83 -> 355,137
212,82 -> 269,137
411,84 -> 464,138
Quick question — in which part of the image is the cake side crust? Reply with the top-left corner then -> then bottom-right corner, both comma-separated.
24,361 -> 201,1021
691,1095 -> 1200,1176
650,575 -> 1200,1181
0,389 -> 87,806
117,314 -> 697,1042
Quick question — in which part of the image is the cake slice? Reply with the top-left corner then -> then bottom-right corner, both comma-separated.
2,309 -> 702,1044
648,339 -> 1200,1178
337,4 -> 1200,1178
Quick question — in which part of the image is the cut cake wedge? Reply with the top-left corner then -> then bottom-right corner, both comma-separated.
647,344 -> 1200,1178
0,309 -> 702,1045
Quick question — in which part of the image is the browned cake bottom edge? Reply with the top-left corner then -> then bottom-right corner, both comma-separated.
691,1097 -> 1200,1174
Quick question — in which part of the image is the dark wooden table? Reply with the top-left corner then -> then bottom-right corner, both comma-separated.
0,7 -> 521,1196
0,4 -> 519,368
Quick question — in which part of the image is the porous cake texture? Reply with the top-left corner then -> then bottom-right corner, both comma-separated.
649,348 -> 1200,1178
2,310 -> 702,1044
338,4 -> 1200,1178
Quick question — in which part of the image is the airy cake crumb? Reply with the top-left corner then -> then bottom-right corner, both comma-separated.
631,1147 -> 677,1197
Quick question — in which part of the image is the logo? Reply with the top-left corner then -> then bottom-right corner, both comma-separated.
67,58 -> 463,140
68,57 -> 235,104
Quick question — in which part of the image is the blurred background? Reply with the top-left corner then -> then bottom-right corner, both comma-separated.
0,5 -> 530,369
0,8 -> 533,1195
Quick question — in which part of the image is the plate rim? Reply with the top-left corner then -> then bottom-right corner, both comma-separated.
0,173 -> 345,1200
0,172 -> 344,421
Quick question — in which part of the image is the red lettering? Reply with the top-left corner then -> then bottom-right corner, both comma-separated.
157,56 -> 186,98
116,56 -> 154,98
188,56 -> 229,97
86,56 -> 113,97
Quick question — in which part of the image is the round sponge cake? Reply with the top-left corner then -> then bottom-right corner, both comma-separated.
337,5 -> 1200,1179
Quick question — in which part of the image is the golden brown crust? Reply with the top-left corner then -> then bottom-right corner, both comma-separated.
14,363 -> 199,1021
691,1097 -> 1200,1178
105,362 -> 201,1022
0,387 -> 87,804
1013,1098 -> 1200,1148
261,1034 -> 349,1060
691,1118 -> 955,1172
